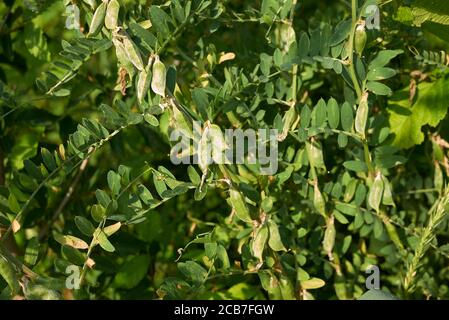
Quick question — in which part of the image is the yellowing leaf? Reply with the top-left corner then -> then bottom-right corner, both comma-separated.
104,222 -> 121,236
12,219 -> 21,233
139,19 -> 153,29
301,277 -> 326,290
219,52 -> 236,64
54,234 -> 89,250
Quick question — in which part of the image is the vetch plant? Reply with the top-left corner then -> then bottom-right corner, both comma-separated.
0,0 -> 449,301
169,121 -> 279,175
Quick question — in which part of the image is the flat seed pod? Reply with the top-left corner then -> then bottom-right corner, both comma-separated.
208,124 -> 227,164
278,105 -> 298,141
354,23 -> 367,56
122,35 -> 145,71
112,37 -> 126,63
105,0 -> 120,30
368,173 -> 384,212
88,0 -> 107,37
112,37 -> 135,78
198,126 -> 212,172
323,216 -> 336,260
268,220 -> 287,252
252,224 -> 268,262
382,175 -> 395,207
306,139 -> 325,169
169,100 -> 193,139
113,27 -> 145,71
151,55 -> 166,96
137,69 -> 151,104
229,188 -> 252,223
313,183 -> 326,217
355,92 -> 369,137
136,56 -> 154,104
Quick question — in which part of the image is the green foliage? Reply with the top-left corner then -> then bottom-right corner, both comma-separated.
1,0 -> 449,301
388,77 -> 449,148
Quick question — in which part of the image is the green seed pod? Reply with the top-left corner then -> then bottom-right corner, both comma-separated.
136,57 -> 154,104
355,92 -> 369,137
382,175 -> 395,207
137,70 -> 150,104
112,36 -> 134,77
169,99 -> 193,140
105,0 -> 120,30
268,220 -> 287,252
278,105 -> 299,141
251,224 -> 268,262
198,125 -> 212,173
88,0 -> 108,37
434,162 -> 444,192
122,34 -> 145,71
323,216 -> 336,260
229,188 -> 252,223
368,172 -> 384,212
354,23 -> 367,56
313,183 -> 326,217
306,139 -> 325,169
208,124 -> 227,164
151,55 -> 167,96
384,219 -> 405,251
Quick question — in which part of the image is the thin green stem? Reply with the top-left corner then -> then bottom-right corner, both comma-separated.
79,219 -> 106,285
348,0 -> 362,100
363,142 -> 374,176
156,0 -> 205,55
0,125 -> 125,244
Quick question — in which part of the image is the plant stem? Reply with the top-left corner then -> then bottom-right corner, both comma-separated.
157,0 -> 206,55
347,0 -> 375,177
348,0 -> 362,100
290,0 -> 298,104
0,126 -> 123,244
363,143 -> 374,176
0,144 -> 4,186
38,159 -> 89,241
79,219 -> 106,286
